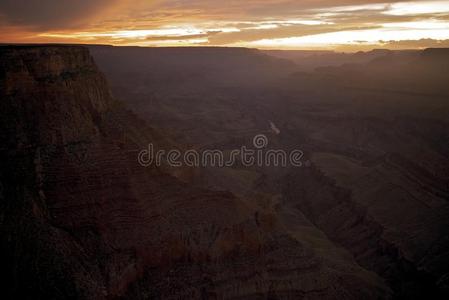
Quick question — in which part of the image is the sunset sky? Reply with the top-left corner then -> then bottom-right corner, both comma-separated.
1,0 -> 449,50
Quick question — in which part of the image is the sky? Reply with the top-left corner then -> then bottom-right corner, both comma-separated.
1,0 -> 449,51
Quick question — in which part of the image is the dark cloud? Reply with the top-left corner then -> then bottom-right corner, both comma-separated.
207,24 -> 380,45
382,38 -> 449,48
146,31 -> 220,41
0,0 -> 121,29
333,38 -> 449,51
139,0 -> 402,24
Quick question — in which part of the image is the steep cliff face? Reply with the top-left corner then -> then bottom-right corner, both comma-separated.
0,45 -> 113,299
0,46 -> 390,299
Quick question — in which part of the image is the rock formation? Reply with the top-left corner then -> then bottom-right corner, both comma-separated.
0,46 -> 390,299
88,45 -> 449,299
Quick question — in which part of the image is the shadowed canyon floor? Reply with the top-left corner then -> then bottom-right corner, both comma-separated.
0,45 -> 448,299
90,45 -> 449,299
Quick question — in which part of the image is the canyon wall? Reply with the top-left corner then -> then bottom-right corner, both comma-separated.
0,46 -> 390,299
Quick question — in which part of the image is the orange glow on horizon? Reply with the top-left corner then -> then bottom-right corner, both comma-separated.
1,1 -> 449,51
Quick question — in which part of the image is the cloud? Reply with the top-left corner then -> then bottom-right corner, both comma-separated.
1,0 -> 449,50
207,24 -> 380,45
381,38 -> 449,48
145,31 -> 220,41
0,0 -> 122,29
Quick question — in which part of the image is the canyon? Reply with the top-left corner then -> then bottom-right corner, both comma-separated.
0,44 -> 448,299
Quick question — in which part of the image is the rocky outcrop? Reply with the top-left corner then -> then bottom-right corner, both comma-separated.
282,164 -> 449,299
0,46 -> 390,299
